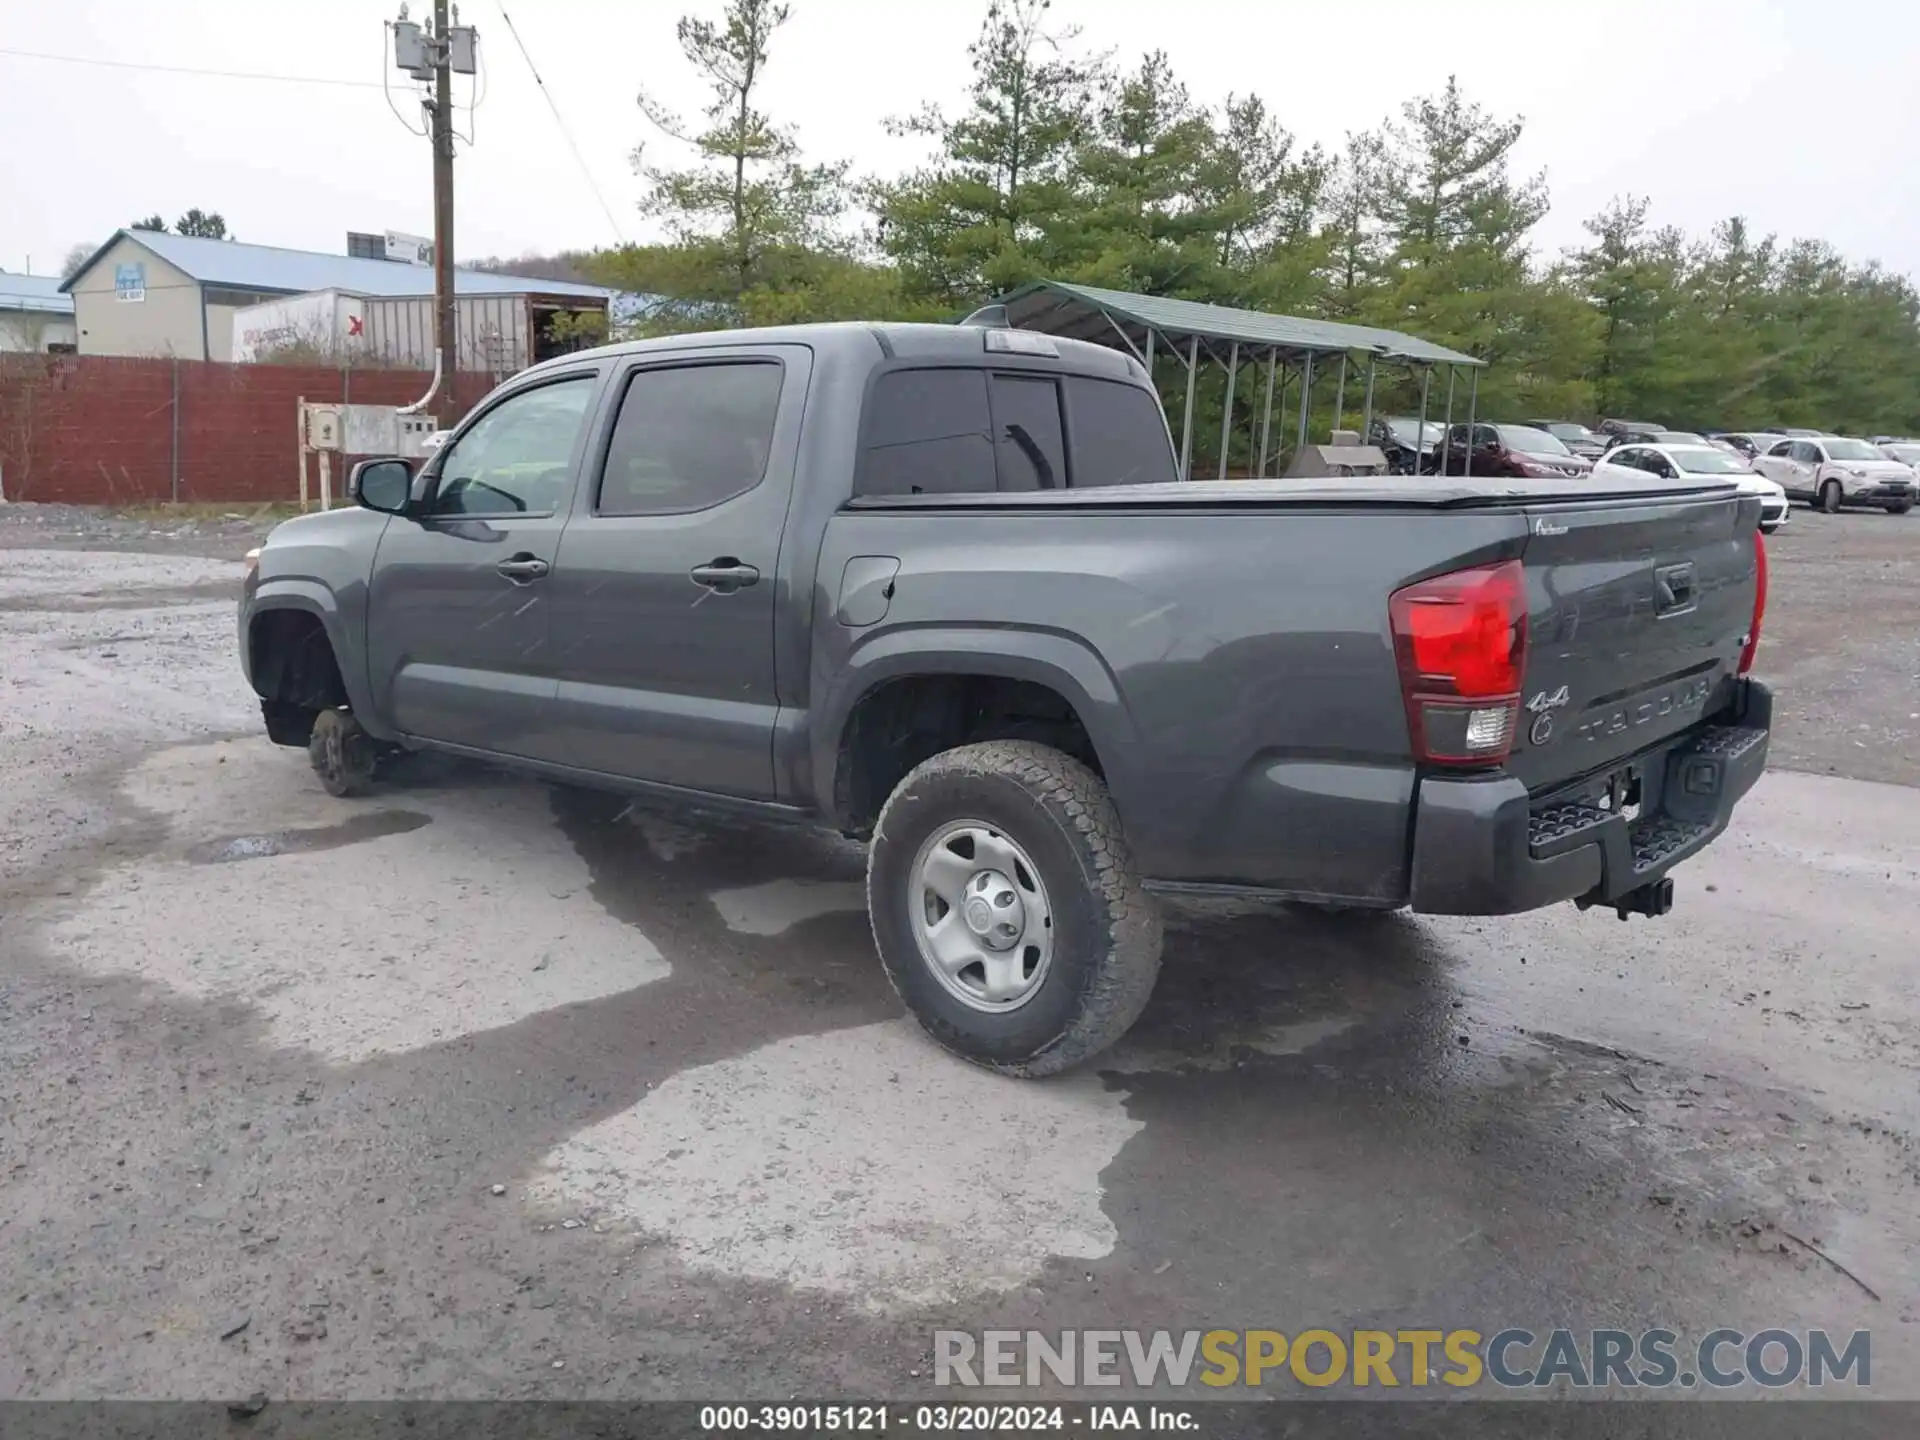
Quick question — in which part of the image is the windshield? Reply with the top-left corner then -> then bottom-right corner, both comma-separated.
1665,447 -> 1749,475
1496,425 -> 1571,456
1882,444 -> 1920,464
1824,438 -> 1883,461
1388,419 -> 1444,444
1544,423 -> 1596,442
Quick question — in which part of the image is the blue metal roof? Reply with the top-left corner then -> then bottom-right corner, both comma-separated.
60,230 -> 614,301
0,271 -> 75,315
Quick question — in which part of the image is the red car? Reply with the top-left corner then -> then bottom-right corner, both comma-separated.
1438,423 -> 1595,479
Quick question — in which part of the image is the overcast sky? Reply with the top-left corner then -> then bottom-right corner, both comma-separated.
5,0 -> 1917,281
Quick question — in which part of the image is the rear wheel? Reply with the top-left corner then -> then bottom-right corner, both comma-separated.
1820,479 -> 1844,514
867,741 -> 1162,1076
308,708 -> 378,798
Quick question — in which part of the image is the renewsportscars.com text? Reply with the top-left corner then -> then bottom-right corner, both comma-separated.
934,1327 -> 1871,1391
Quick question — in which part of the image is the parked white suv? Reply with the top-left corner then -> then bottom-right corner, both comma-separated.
1592,441 -> 1789,533
1751,436 -> 1915,514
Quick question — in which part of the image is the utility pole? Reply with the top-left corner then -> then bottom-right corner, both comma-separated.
391,3 -> 476,427
428,0 -> 457,429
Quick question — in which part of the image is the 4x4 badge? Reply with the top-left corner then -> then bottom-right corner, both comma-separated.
1525,685 -> 1570,745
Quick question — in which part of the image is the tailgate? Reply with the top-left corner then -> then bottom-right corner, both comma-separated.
1507,489 -> 1761,793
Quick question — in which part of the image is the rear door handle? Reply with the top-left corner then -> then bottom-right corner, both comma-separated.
495,554 -> 550,584
690,559 -> 760,593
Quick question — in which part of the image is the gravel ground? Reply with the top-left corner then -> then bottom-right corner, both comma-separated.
1,500 -> 1918,1419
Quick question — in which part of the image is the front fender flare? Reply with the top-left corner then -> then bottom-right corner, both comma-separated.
811,625 -> 1139,829
244,581 -> 383,736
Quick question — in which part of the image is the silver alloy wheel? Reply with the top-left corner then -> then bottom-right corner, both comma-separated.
908,819 -> 1054,1013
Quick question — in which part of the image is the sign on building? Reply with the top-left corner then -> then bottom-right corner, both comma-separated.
115,263 -> 146,303
384,231 -> 433,266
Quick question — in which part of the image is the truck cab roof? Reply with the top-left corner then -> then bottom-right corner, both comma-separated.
519,320 -> 1143,383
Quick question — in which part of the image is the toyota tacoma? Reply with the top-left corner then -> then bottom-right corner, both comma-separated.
240,319 -> 1772,1075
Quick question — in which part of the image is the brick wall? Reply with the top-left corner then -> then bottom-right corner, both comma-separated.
0,355 -> 497,504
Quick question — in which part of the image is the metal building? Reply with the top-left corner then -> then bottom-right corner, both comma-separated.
59,228 -> 612,364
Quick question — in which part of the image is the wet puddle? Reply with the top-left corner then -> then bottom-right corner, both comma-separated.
185,809 -> 432,864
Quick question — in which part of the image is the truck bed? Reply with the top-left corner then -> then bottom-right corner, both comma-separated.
844,474 -> 1744,511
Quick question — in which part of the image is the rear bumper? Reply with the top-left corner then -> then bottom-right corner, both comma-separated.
1407,679 -> 1771,916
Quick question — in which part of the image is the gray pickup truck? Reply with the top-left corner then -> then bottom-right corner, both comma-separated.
240,318 -> 1772,1075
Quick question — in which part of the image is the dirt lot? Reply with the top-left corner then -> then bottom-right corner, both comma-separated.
2,500 -> 1918,1419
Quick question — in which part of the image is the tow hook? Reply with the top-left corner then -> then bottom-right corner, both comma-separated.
1579,877 -> 1676,921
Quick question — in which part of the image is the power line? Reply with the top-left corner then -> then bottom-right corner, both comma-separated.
492,4 -> 628,244
0,45 -> 383,89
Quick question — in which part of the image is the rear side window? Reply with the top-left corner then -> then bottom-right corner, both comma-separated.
858,369 -> 996,496
988,374 -> 1067,491
598,361 -> 783,516
1063,377 -> 1175,487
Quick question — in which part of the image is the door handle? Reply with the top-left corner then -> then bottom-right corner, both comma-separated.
690,559 -> 761,593
1654,562 -> 1696,615
495,554 -> 551,584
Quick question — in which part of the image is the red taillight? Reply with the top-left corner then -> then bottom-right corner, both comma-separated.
1390,559 -> 1528,766
1738,528 -> 1767,675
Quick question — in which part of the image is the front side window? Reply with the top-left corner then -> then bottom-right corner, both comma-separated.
431,376 -> 595,516
1791,442 -> 1822,464
597,361 -> 783,516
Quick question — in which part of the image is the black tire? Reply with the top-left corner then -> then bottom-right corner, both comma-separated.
308,708 -> 377,798
1820,479 -> 1844,514
1890,501 -> 1913,516
867,740 -> 1163,1077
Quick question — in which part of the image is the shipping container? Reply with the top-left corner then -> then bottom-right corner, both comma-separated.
232,290 -> 367,363
361,294 -> 532,379
232,289 -> 608,375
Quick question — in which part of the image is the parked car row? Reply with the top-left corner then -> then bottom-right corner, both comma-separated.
1358,411 -> 1918,525
1591,441 -> 1791,532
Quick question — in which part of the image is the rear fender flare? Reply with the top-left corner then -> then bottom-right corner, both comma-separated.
813,626 -> 1140,828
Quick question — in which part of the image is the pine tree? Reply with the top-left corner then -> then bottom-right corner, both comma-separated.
633,0 -> 849,305
871,0 -> 1100,307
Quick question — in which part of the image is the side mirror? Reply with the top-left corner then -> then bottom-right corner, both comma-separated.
351,458 -> 413,515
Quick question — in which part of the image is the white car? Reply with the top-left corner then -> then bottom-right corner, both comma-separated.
1591,441 -> 1789,533
1751,436 -> 1915,514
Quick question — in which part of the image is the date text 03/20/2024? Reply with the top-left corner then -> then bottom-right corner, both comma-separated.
698,1405 -> 1195,1431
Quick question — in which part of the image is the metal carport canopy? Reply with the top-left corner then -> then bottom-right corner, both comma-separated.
992,279 -> 1485,481
994,279 -> 1482,368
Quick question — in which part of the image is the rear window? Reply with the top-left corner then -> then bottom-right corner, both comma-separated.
989,373 -> 1067,491
1063,376 -> 1176,487
857,369 -> 996,496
